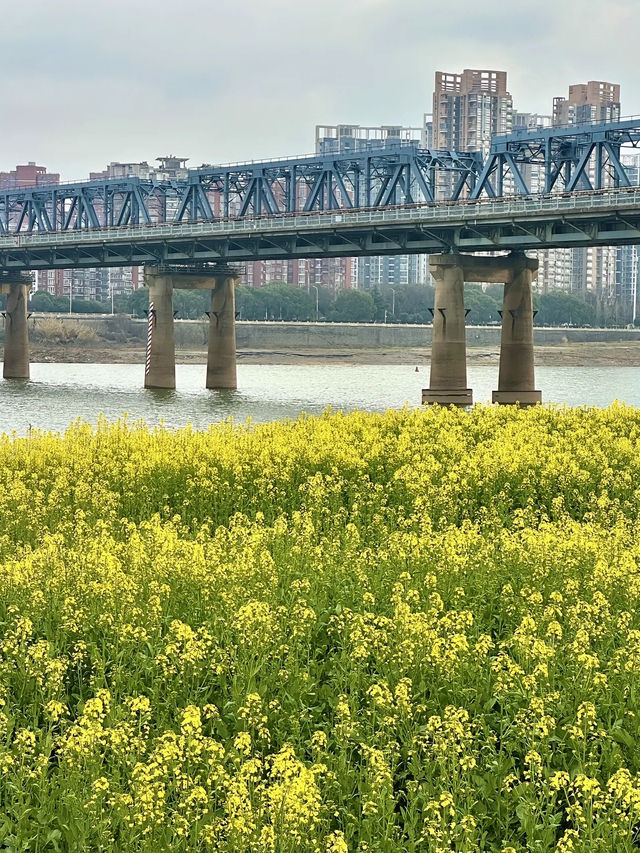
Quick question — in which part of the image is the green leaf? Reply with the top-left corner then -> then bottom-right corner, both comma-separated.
611,727 -> 635,749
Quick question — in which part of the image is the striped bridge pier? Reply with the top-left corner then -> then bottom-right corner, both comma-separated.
143,264 -> 239,390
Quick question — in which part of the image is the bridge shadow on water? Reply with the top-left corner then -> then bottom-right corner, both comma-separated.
143,387 -> 178,402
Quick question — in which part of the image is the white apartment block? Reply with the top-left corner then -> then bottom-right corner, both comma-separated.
315,124 -> 423,155
313,124 -> 427,289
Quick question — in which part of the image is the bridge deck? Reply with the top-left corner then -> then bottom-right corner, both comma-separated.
1,187 -> 639,271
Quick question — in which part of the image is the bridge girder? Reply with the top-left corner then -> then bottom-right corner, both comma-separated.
3,191 -> 640,271
471,118 -> 640,199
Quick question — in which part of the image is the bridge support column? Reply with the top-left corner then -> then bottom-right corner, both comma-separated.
422,255 -> 472,406
492,255 -> 541,406
207,270 -> 238,390
2,281 -> 31,380
144,270 -> 176,390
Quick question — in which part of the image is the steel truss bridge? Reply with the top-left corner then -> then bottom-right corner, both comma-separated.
1,117 -> 640,272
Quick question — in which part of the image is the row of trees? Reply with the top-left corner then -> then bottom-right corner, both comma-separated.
0,282 -> 611,326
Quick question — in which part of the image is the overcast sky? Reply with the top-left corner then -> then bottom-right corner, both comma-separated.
0,0 -> 637,179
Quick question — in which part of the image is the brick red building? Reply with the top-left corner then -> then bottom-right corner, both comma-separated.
0,162 -> 60,189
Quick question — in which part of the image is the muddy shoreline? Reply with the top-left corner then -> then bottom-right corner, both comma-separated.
22,341 -> 640,367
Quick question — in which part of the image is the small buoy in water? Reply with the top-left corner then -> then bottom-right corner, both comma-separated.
415,366 -> 419,372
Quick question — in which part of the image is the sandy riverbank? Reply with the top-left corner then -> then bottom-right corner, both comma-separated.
21,341 -> 640,367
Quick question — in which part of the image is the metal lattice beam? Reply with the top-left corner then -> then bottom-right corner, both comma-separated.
3,119 -> 640,241
471,117 -> 640,199
0,178 -> 175,236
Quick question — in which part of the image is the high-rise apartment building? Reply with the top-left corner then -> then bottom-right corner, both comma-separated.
433,69 -> 513,156
550,81 -> 622,321
35,267 -> 142,306
522,83 -> 623,312
431,70 -> 514,287
617,151 -> 640,323
313,124 -> 430,291
509,115 -> 573,295
432,69 -> 513,206
356,254 -> 428,290
553,81 -> 620,125
242,257 -> 356,296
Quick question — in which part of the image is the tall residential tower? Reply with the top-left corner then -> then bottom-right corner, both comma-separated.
552,81 -> 622,321
433,69 -> 513,156
553,81 -> 621,125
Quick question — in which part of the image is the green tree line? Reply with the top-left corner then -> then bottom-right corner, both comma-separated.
0,282 -> 616,327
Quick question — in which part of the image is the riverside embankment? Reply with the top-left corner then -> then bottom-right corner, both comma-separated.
4,316 -> 640,365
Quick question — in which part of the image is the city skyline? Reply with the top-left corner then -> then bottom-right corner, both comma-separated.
0,0 -> 637,179
4,66 -> 636,321
0,73 -> 627,184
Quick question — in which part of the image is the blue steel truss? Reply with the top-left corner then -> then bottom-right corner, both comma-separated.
470,118 -> 640,199
0,146 -> 482,236
0,178 -> 176,236
177,147 -> 482,219
2,119 -> 640,238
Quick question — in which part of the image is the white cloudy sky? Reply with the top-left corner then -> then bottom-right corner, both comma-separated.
0,0 -> 637,179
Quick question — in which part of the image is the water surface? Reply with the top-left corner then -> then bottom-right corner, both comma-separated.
0,363 -> 639,435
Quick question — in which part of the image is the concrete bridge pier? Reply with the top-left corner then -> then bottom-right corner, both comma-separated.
2,279 -> 31,380
144,270 -> 176,389
207,269 -> 239,390
143,264 -> 239,390
422,255 -> 472,406
492,255 -> 541,406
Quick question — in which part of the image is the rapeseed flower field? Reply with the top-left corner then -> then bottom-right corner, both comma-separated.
2,405 -> 640,851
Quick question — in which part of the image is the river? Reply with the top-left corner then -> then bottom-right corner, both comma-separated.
0,363 -> 639,435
